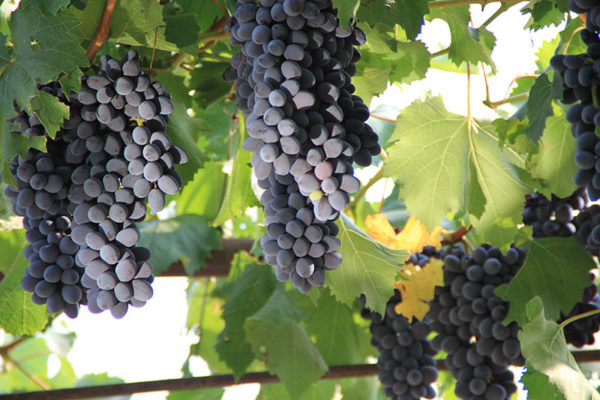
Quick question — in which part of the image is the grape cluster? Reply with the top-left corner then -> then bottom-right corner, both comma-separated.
569,0 -> 600,32
361,291 -> 438,400
561,272 -> 600,347
521,189 -> 587,238
225,0 -> 380,291
428,245 -> 525,400
4,51 -> 187,318
551,2 -> 600,199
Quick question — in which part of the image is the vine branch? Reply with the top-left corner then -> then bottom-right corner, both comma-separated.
85,0 -> 118,63
4,352 -> 600,400
346,167 -> 384,211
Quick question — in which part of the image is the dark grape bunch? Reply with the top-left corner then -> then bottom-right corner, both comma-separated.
561,272 -> 600,347
361,292 -> 438,400
551,2 -> 600,199
4,51 -> 188,318
521,188 -> 587,238
428,245 -> 526,400
225,0 -> 380,291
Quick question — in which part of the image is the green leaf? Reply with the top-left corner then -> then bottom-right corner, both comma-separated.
518,297 -> 600,400
213,115 -> 261,226
0,229 -> 48,335
333,0 -> 360,27
245,287 -> 328,399
521,367 -> 564,400
75,373 -> 130,400
296,288 -> 370,365
29,90 -> 69,139
189,63 -> 232,108
384,96 -> 531,247
164,14 -> 200,53
176,0 -> 221,31
326,213 -> 408,316
0,338 -> 52,391
213,254 -> 279,380
496,237 -> 595,326
72,0 -> 177,52
351,64 -> 390,104
186,280 -> 228,373
341,377 -> 380,400
0,5 -> 88,114
530,113 -> 577,197
524,73 -> 554,143
257,381 -> 336,400
27,0 -> 70,14
357,0 -> 428,39
522,0 -> 569,30
429,6 -> 495,68
175,161 -> 227,219
167,388 -> 224,400
137,215 -> 221,276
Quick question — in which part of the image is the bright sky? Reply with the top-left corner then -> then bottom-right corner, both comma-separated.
45,3 -> 566,400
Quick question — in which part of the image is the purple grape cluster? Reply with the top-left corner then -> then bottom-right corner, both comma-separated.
361,291 -> 438,400
225,0 -> 380,291
428,245 -> 525,400
551,2 -> 600,199
4,51 -> 187,318
521,189 -> 587,238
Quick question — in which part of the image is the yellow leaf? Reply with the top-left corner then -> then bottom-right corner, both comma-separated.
365,214 -> 444,253
394,258 -> 444,321
365,213 -> 397,248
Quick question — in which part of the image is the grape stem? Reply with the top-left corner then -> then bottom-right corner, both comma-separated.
558,308 -> 600,331
85,0 -> 118,63
483,93 -> 529,108
346,167 -> 384,212
1,351 -> 50,390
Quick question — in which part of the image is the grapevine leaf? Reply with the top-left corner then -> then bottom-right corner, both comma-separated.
27,0 -> 70,14
341,377 -> 380,400
175,161 -> 227,219
358,25 -> 430,85
0,338 -> 54,391
213,115 -> 261,226
351,64 -> 390,104
357,0 -> 428,39
72,0 -> 177,52
75,373 -> 130,400
521,0 -> 569,30
326,213 -> 409,316
0,5 -> 88,114
137,215 -> 221,276
365,214 -> 443,253
186,280 -> 228,373
256,381 -> 336,400
189,63 -> 232,108
167,388 -> 224,400
333,0 -> 360,27
518,297 -> 600,400
384,96 -> 531,247
394,258 -> 444,322
176,0 -> 221,31
296,288 -> 370,365
164,14 -> 200,54
213,254 -> 279,380
429,6 -> 495,68
524,73 -> 553,143
0,230 -> 48,336
496,237 -> 594,326
530,113 -> 577,198
245,287 -> 328,399
521,367 -> 563,400
29,90 -> 69,139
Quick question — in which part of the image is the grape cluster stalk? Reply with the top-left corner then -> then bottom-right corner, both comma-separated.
428,245 -> 526,400
361,291 -> 438,400
225,0 -> 380,292
4,51 -> 188,318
